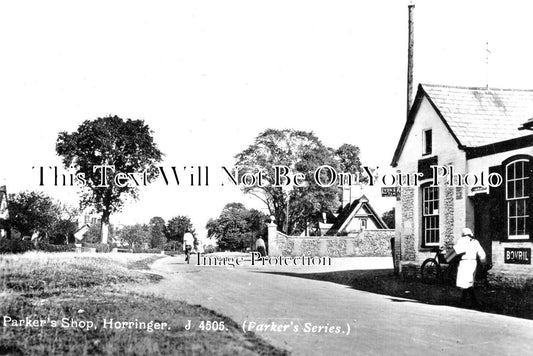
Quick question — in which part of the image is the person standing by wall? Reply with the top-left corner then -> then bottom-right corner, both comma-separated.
454,228 -> 487,307
255,237 -> 266,257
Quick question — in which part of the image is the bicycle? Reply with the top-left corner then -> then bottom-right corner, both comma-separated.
420,246 -> 458,284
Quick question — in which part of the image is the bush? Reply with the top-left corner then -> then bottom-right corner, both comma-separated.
37,243 -> 76,253
165,240 -> 182,251
132,247 -> 163,254
0,239 -> 35,254
81,242 -> 116,253
203,245 -> 217,254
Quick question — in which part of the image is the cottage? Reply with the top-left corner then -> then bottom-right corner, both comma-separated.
322,189 -> 388,236
392,83 -> 533,281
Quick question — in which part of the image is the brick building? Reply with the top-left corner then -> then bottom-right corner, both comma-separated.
391,83 -> 533,281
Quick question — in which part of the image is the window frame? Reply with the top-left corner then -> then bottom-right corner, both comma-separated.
505,159 -> 530,240
421,183 -> 440,247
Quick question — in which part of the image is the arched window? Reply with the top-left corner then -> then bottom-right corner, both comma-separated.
506,159 -> 530,239
422,184 -> 439,246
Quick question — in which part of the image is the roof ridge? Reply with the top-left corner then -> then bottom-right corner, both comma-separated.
421,83 -> 533,92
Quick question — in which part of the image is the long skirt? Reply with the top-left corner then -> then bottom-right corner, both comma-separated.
456,260 -> 477,289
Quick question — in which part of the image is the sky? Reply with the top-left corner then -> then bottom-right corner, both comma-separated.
1,0 -> 533,238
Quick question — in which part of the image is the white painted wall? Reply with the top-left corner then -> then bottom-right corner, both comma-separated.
395,96 -> 467,264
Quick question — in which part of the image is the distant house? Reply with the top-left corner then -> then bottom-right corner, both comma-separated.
77,212 -> 101,228
0,185 -> 8,238
392,83 -> 533,281
321,187 -> 388,236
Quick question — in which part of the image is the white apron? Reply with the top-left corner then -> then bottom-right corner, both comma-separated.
456,259 -> 477,289
454,236 -> 486,289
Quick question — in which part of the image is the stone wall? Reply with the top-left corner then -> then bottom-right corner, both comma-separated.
400,187 -> 416,262
488,241 -> 533,283
268,229 -> 394,257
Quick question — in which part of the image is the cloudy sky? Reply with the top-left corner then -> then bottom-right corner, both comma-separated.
1,0 -> 532,237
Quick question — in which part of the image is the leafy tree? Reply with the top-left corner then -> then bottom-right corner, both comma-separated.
235,129 -> 341,235
56,115 -> 163,243
149,216 -> 167,249
206,203 -> 268,251
381,208 -> 395,229
166,215 -> 196,245
50,202 -> 80,244
7,191 -> 60,238
334,143 -> 364,175
118,224 -> 150,248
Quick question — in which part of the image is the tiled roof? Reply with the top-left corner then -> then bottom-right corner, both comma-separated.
422,84 -> 533,147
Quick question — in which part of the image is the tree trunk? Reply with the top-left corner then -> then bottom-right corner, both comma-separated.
101,210 -> 110,244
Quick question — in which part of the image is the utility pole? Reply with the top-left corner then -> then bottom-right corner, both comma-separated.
406,3 -> 415,118
485,42 -> 491,89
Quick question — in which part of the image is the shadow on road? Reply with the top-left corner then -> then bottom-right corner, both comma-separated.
256,268 -> 533,320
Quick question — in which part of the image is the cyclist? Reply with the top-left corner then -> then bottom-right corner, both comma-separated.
183,232 -> 194,264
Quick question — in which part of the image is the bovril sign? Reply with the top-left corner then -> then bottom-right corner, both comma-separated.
504,248 -> 531,264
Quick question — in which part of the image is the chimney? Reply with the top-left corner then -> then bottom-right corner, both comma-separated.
342,185 -> 364,206
406,3 -> 415,118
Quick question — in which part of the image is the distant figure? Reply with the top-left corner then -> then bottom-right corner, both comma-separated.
454,228 -> 487,307
255,237 -> 266,257
183,232 -> 194,264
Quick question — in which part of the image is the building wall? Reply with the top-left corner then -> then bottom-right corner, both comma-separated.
395,96 -> 468,269
468,147 -> 533,281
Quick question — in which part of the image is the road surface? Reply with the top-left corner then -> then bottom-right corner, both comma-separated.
135,255 -> 533,355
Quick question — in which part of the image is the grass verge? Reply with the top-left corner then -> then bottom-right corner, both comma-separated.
1,252 -> 288,355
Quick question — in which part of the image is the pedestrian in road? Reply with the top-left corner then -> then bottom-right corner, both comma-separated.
183,232 -> 194,264
255,237 -> 266,257
453,227 -> 487,307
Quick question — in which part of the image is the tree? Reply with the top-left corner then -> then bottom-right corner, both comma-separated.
206,203 -> 268,251
381,208 -> 395,229
235,129 -> 341,235
56,115 -> 163,243
7,191 -> 61,238
166,215 -> 196,245
118,224 -> 150,248
50,202 -> 80,244
149,216 -> 167,249
334,143 -> 364,174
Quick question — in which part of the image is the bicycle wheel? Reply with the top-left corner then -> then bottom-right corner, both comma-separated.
421,258 -> 441,284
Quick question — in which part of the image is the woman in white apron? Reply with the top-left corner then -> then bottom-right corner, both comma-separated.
453,228 -> 487,306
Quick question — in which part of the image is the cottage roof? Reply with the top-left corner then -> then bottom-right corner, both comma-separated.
326,195 -> 388,235
392,84 -> 533,166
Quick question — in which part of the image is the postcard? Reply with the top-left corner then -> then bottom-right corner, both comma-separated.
1,1 -> 533,355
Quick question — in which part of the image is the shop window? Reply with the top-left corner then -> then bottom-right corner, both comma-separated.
422,184 -> 439,246
506,159 -> 529,239
423,129 -> 432,155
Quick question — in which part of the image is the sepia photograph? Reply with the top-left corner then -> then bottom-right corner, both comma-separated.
1,1 -> 533,355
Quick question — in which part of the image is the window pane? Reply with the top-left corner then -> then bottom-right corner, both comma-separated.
510,218 -> 517,235
507,181 -> 514,199
518,218 -> 526,235
508,164 -> 515,179
517,180 -> 524,198
517,200 -> 525,216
